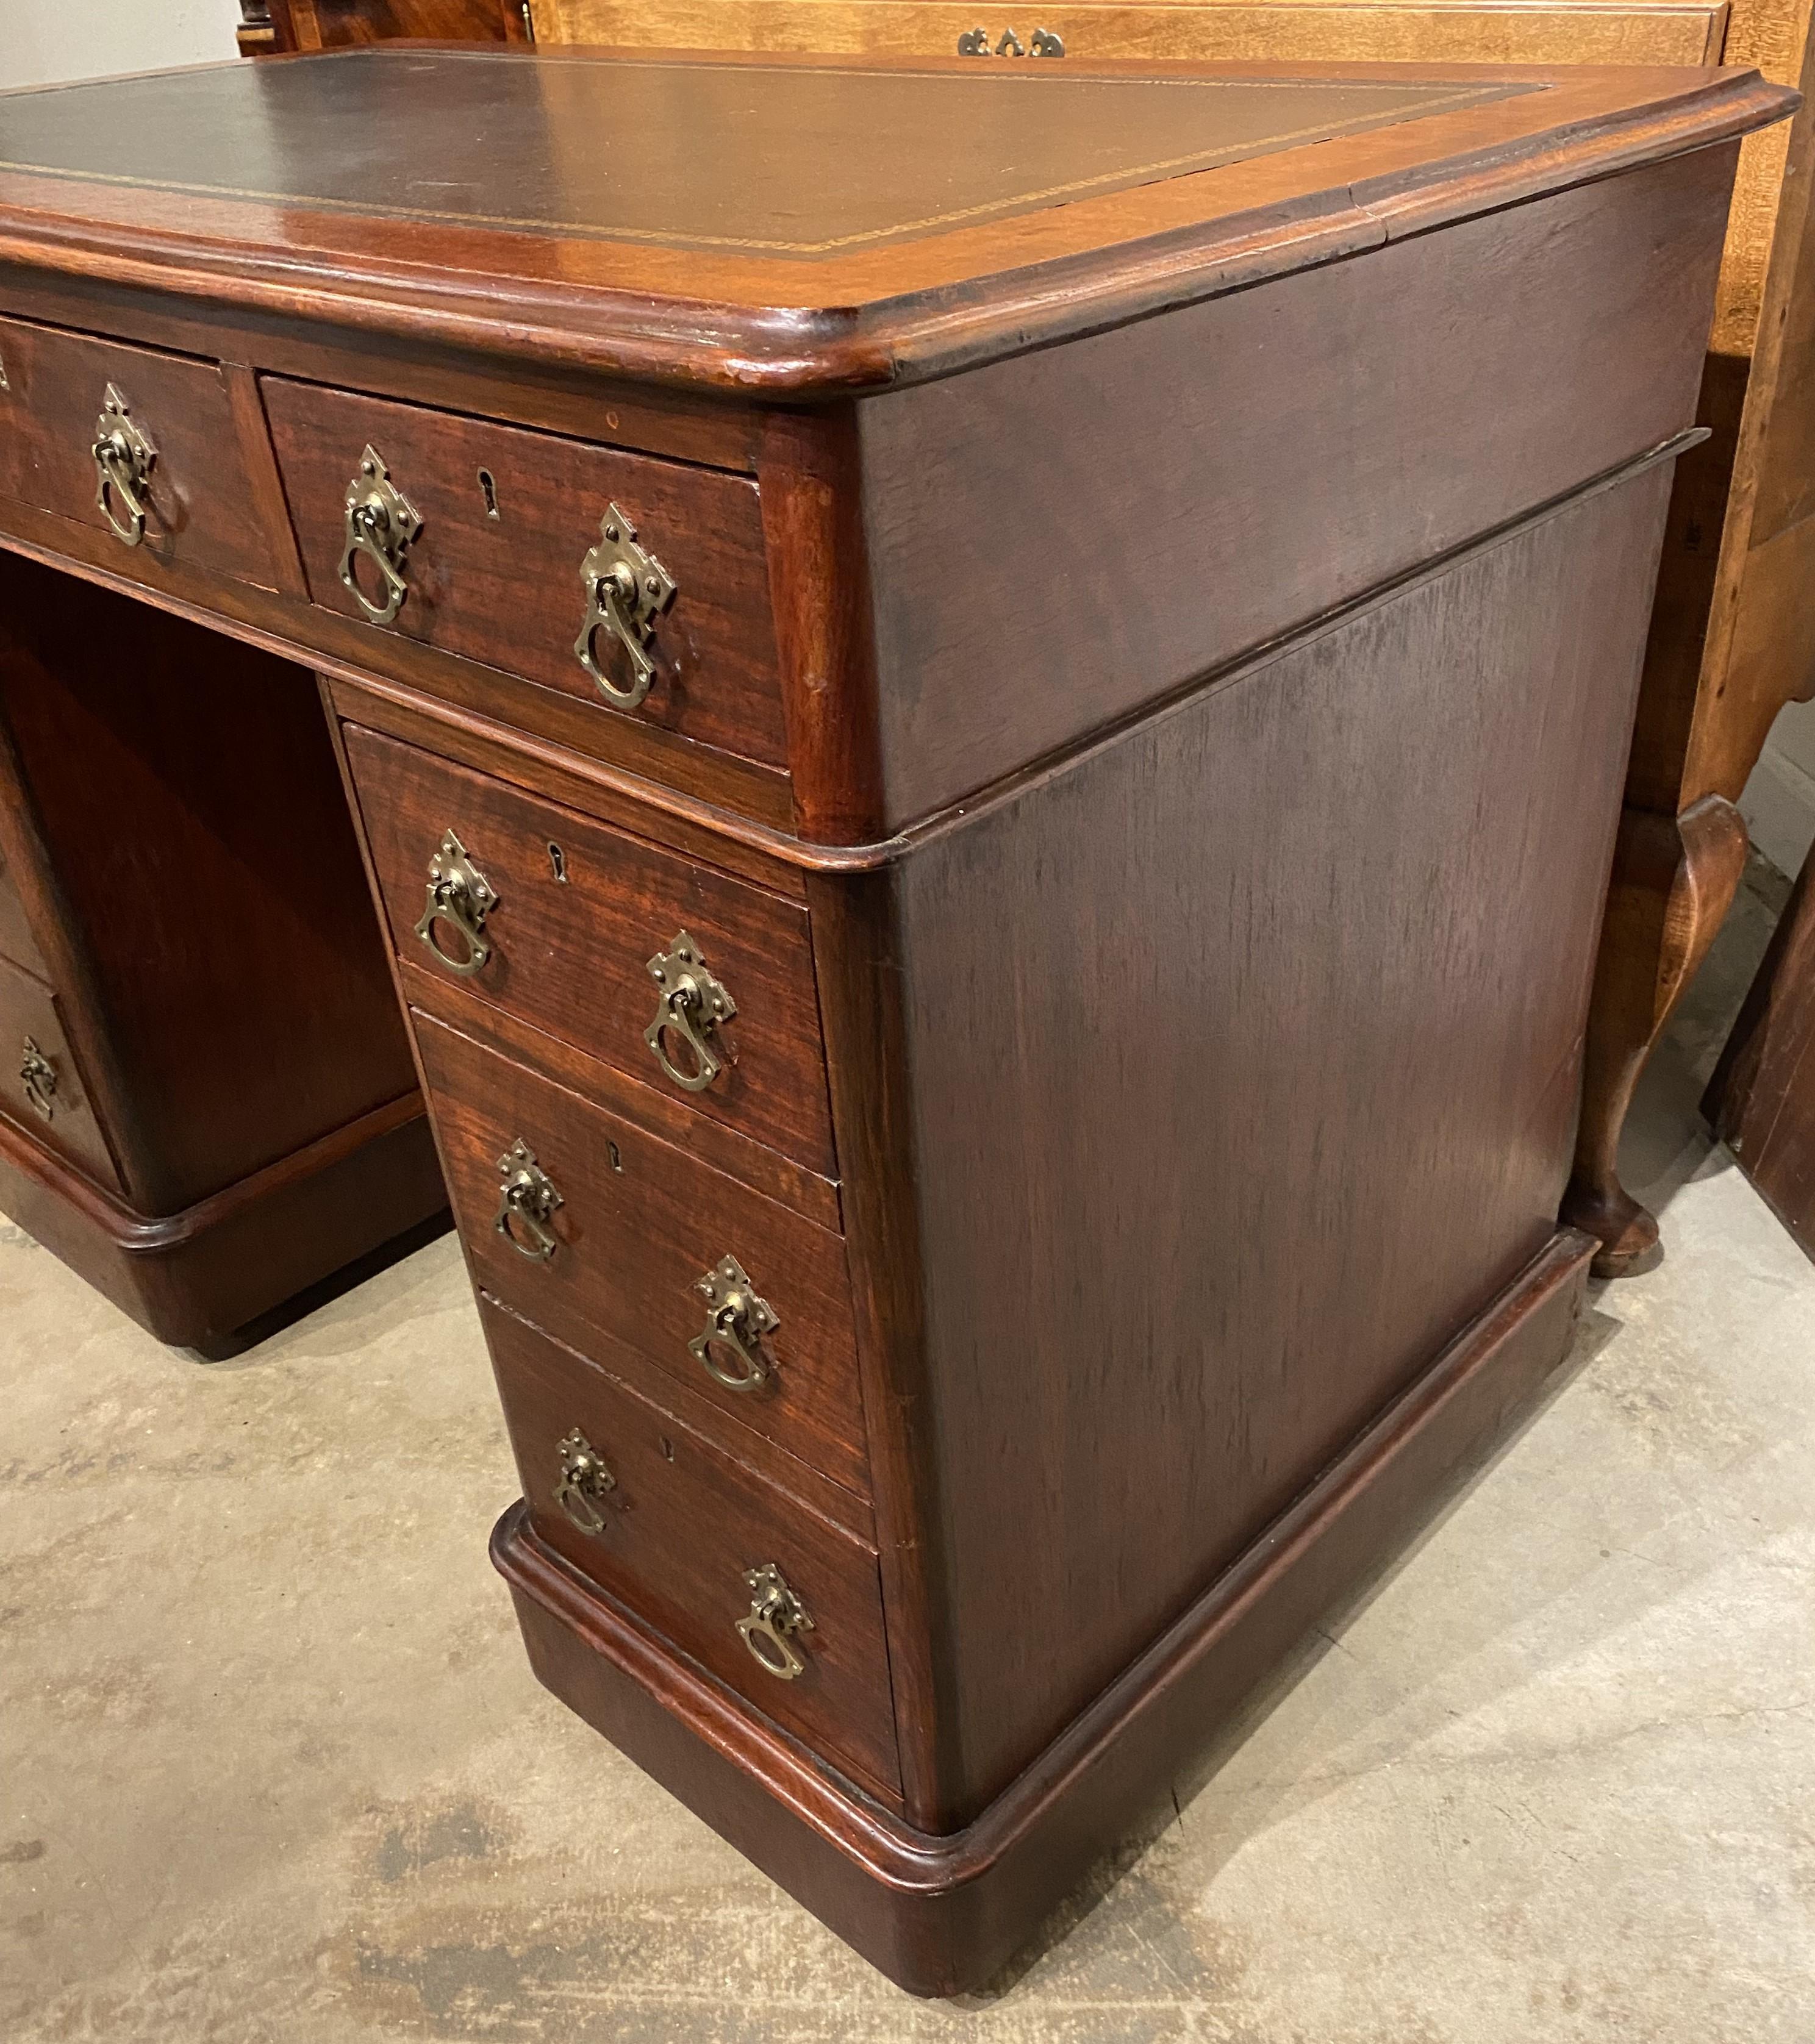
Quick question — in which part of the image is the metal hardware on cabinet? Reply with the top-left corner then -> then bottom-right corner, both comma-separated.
413,829 -> 498,977
957,24 -> 1064,53
0,349 -> 10,391
91,384 -> 157,548
338,444 -> 422,625
493,1137 -> 563,1262
689,1255 -> 779,1393
644,932 -> 735,1093
736,1562 -> 814,1680
553,1427 -> 615,1535
575,502 -> 676,709
19,1037 -> 56,1122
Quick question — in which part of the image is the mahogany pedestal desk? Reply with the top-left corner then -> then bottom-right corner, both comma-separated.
0,48 -> 1789,1993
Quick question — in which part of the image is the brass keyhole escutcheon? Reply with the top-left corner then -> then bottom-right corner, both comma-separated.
20,1037 -> 57,1122
644,932 -> 735,1093
338,444 -> 422,625
553,1427 -> 615,1536
90,384 -> 156,548
575,502 -> 676,709
493,1138 -> 563,1262
736,1562 -> 814,1681
689,1256 -> 778,1393
415,829 -> 498,977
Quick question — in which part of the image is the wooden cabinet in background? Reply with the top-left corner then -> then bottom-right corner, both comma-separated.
237,0 -> 529,55
530,0 -> 1815,1276
1706,841 -> 1815,1258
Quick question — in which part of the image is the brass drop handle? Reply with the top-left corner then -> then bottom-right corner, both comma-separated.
20,1037 -> 56,1122
644,931 -> 735,1093
91,384 -> 156,548
689,1256 -> 778,1392
339,444 -> 422,626
414,830 -> 498,977
576,502 -> 676,709
736,1562 -> 814,1681
553,1427 -> 615,1535
494,1138 -> 563,1262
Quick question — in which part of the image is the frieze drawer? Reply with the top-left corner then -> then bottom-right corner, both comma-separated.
482,1293 -> 900,1800
264,377 -> 786,767
342,724 -> 836,1179
0,313 -> 274,588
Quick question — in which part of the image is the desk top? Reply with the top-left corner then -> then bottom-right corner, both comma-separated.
0,49 -> 1792,391
0,54 -> 1526,257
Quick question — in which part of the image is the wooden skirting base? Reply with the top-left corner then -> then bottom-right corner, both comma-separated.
0,1092 -> 449,1354
494,1226 -> 1595,1996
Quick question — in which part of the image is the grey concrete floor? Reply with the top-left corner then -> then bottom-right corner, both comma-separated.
3,863 -> 1812,2043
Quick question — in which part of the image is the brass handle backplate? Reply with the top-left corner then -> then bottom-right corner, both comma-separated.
576,502 -> 676,709
339,444 -> 422,625
956,24 -> 1064,54
736,1562 -> 814,1680
689,1255 -> 778,1392
19,1037 -> 56,1122
494,1137 -> 563,1262
553,1426 -> 616,1535
415,829 -> 498,977
644,931 -> 734,1093
91,384 -> 156,548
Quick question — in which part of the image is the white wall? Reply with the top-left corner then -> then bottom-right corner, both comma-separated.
2,0 -> 243,92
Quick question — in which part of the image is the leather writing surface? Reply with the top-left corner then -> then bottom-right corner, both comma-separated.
0,49 -> 1523,255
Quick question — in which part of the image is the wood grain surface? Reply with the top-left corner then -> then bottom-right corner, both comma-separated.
0,951 -> 121,1192
495,1229 -> 1592,1991
482,1293 -> 900,1795
263,376 -> 788,767
825,462 -> 1672,1823
851,144 -> 1729,831
0,313 -> 276,588
0,552 -> 423,1215
417,1012 -> 869,1496
341,723 -> 836,1173
0,831 -> 48,979
1705,839 -> 1815,1257
534,0 -> 1725,70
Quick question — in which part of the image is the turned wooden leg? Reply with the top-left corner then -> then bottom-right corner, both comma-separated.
1561,793 -> 1750,1276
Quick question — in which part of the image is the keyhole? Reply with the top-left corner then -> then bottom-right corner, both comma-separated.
478,468 -> 499,520
607,1140 -> 623,1173
547,841 -> 568,884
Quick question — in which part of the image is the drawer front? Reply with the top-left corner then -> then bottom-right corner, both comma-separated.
0,953 -> 121,1192
263,378 -> 787,766
483,1294 -> 899,1795
0,315 -> 271,586
418,1013 -> 868,1497
344,724 -> 836,1179
0,835 -> 47,979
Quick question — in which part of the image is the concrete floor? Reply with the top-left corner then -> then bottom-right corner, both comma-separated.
4,863 -> 1812,2043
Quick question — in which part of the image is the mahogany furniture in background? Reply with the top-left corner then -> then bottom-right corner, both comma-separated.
0,548 -> 446,1354
1705,841 -> 1815,1258
237,0 -> 529,55
0,48 -> 1788,1990
534,0 -> 1815,1279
